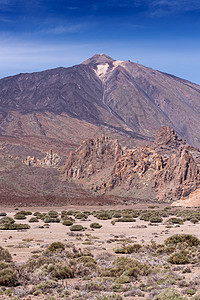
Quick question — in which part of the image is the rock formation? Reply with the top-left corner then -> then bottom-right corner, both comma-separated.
155,146 -> 200,200
23,150 -> 60,167
154,126 -> 185,148
63,136 -> 125,179
63,127 -> 200,202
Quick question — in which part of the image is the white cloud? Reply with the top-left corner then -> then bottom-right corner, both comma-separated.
45,24 -> 84,35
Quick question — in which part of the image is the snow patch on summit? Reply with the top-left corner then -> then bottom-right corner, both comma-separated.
94,63 -> 109,78
94,60 -> 124,80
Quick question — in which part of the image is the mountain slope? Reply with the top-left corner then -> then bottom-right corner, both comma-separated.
0,54 -> 200,149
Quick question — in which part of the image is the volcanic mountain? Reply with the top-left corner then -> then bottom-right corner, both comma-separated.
0,54 -> 200,205
0,53 -> 200,151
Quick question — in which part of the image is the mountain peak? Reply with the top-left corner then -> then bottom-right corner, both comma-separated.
82,53 -> 116,65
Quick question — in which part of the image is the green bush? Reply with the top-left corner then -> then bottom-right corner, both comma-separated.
14,213 -> 26,220
0,217 -> 15,224
49,263 -> 73,279
0,223 -> 30,230
47,242 -> 65,252
102,257 -> 151,279
139,211 -> 153,221
0,212 -> 7,216
29,217 -> 39,223
114,244 -> 142,254
44,218 -> 60,223
149,216 -> 163,223
115,275 -> 130,284
62,220 -> 73,226
0,246 -> 12,262
0,267 -> 17,286
165,234 -> 200,247
48,210 -> 59,218
95,211 -> 112,220
167,218 -> 184,225
70,225 -> 84,231
75,212 -> 88,220
153,288 -> 187,300
36,280 -> 58,291
33,212 -> 43,219
77,256 -> 97,265
168,251 -> 190,264
90,222 -> 102,229
186,289 -> 196,296
115,217 -> 136,222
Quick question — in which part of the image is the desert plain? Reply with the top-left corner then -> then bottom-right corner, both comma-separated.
0,203 -> 200,300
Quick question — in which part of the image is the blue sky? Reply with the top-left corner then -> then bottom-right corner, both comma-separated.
0,0 -> 200,84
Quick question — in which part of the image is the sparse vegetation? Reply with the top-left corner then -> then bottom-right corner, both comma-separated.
0,207 -> 199,299
90,222 -> 102,229
70,224 -> 84,231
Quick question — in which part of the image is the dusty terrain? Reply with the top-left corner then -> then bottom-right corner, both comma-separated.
0,204 -> 200,299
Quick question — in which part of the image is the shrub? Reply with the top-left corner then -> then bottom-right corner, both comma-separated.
95,211 -> 112,220
33,212 -> 43,219
35,280 -> 58,291
29,217 -> 39,223
48,210 -> 59,218
47,242 -> 65,252
115,275 -> 130,284
139,211 -> 153,221
114,244 -> 142,254
0,264 -> 17,286
167,218 -> 184,225
62,220 -> 73,226
153,288 -> 187,300
77,256 -> 97,265
0,217 -> 15,224
70,225 -> 84,231
113,212 -> 122,218
149,216 -> 163,223
84,282 -> 103,292
44,218 -> 60,223
102,257 -> 151,279
190,218 -> 199,224
14,213 -> 26,220
186,289 -> 196,296
0,212 -> 6,216
0,223 -> 30,230
90,223 -> 102,229
49,263 -> 73,279
165,234 -> 200,247
0,246 -> 12,262
115,217 -> 136,222
75,212 -> 88,220
168,251 -> 190,264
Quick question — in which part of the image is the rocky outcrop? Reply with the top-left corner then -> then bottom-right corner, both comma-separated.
155,146 -> 200,201
63,136 -> 124,179
154,126 -> 185,148
94,147 -> 164,193
63,128 -> 200,203
172,188 -> 200,207
23,150 -> 60,167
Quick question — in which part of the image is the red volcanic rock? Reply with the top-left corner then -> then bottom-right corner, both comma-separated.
155,146 -> 200,200
97,147 -> 164,193
62,136 -> 124,179
154,126 -> 185,148
63,128 -> 200,203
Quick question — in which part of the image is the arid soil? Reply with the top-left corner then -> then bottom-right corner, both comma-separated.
0,204 -> 200,299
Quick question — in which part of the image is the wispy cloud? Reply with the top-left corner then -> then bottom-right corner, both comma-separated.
45,24 -> 84,35
145,0 -> 200,16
